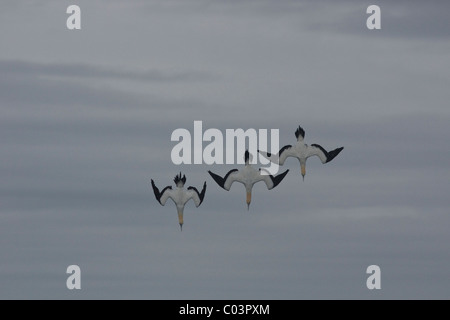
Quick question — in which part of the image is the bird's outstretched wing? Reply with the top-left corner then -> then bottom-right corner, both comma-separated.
208,169 -> 239,191
308,144 -> 344,164
151,179 -> 173,205
187,182 -> 207,207
259,169 -> 290,190
258,145 -> 293,165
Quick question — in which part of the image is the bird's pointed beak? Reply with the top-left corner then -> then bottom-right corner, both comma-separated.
246,192 -> 251,210
177,209 -> 183,231
301,164 -> 306,181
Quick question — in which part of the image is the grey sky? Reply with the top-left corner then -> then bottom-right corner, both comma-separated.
1,0 -> 449,299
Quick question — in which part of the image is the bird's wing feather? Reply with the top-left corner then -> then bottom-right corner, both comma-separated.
159,187 -> 174,205
260,169 -> 290,190
309,144 -> 344,163
258,145 -> 292,165
306,144 -> 328,163
223,169 -> 242,190
278,145 -> 294,165
208,169 -> 238,191
151,179 -> 173,205
187,182 -> 207,207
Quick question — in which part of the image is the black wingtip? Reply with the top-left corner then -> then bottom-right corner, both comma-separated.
200,181 -> 207,204
326,146 -> 344,163
151,179 -> 172,205
270,169 -> 290,189
208,170 -> 226,189
151,179 -> 162,204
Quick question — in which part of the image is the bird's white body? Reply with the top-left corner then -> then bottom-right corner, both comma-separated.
151,174 -> 206,230
222,164 -> 277,193
259,126 -> 343,180
276,141 -> 329,165
159,186 -> 203,209
208,151 -> 289,209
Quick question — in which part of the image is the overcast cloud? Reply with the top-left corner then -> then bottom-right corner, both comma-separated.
1,0 -> 449,299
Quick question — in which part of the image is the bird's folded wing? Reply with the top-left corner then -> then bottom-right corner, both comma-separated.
151,179 -> 172,205
265,169 -> 290,190
187,182 -> 206,207
259,145 -> 293,165
208,169 -> 238,191
307,144 -> 329,163
278,145 -> 294,165
309,144 -> 344,163
325,146 -> 344,163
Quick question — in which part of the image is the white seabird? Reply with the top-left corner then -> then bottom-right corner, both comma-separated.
151,172 -> 206,231
208,150 -> 289,210
259,125 -> 343,180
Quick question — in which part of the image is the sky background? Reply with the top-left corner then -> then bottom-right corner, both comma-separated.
1,0 -> 449,299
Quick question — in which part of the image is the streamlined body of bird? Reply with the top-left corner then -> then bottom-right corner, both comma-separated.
208,150 -> 289,209
258,125 -> 343,180
151,173 -> 206,231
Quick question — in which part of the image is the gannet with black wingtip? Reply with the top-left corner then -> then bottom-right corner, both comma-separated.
208,150 -> 289,210
151,173 -> 206,231
258,125 -> 343,181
